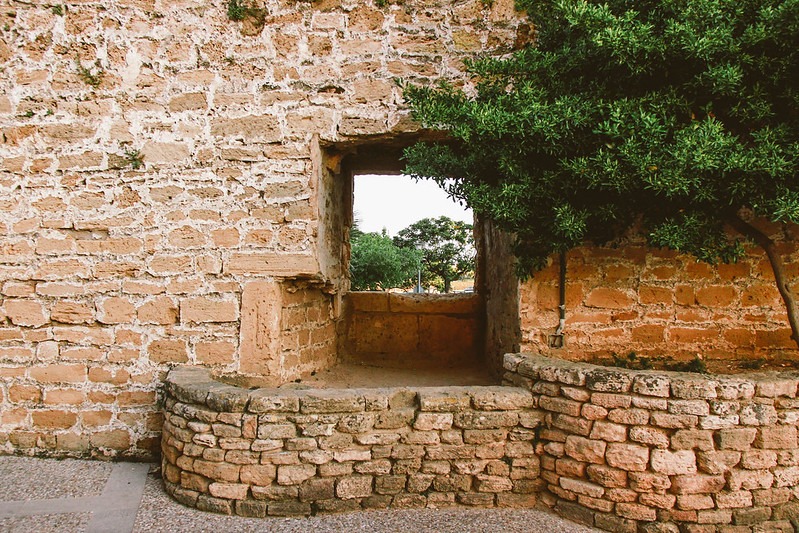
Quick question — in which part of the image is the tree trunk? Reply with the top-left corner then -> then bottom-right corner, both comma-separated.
726,213 -> 799,350
444,278 -> 451,293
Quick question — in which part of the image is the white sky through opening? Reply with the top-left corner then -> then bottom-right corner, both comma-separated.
353,174 -> 473,236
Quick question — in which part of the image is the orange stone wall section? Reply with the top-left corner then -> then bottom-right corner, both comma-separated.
520,225 -> 799,365
339,292 -> 482,369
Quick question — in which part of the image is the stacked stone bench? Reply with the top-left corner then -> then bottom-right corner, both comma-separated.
162,366 -> 541,517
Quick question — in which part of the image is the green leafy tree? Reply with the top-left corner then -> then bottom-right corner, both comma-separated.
350,230 -> 421,291
394,216 -> 475,293
403,0 -> 799,346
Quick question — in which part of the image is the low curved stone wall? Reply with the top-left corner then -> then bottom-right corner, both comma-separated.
504,354 -> 799,533
162,367 -> 540,517
163,358 -> 799,530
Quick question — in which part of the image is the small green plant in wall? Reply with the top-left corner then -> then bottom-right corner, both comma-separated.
75,58 -> 104,88
226,0 -> 265,23
125,149 -> 144,170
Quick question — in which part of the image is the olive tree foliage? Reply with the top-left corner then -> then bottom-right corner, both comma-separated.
350,228 -> 422,291
394,216 -> 475,293
402,0 -> 799,346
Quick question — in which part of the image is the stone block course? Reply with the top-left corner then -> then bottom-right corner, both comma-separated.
502,354 -> 799,533
163,367 -> 539,517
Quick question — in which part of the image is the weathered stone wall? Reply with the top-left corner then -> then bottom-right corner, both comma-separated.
162,366 -> 540,516
339,292 -> 482,369
3,0 -> 798,465
0,0 -> 527,458
505,353 -> 799,533
520,223 -> 799,363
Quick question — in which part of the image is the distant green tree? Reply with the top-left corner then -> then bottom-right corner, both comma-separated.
403,0 -> 799,345
350,230 -> 421,291
394,216 -> 475,293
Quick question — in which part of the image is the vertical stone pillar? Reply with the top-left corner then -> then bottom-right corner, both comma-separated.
239,281 -> 283,378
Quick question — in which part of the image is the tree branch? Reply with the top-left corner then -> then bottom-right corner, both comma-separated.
726,213 -> 799,349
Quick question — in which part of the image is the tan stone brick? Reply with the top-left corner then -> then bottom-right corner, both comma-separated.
639,492 -> 676,509
651,412 -> 698,429
715,428 -> 757,450
741,449 -> 778,469
539,395 -> 582,416
628,471 -> 671,492
97,297 -> 135,324
564,436 -> 606,464
148,339 -> 188,363
5,299 -> 48,327
651,449 -> 696,475
169,92 -> 207,112
628,426 -> 669,448
676,494 -> 714,511
585,288 -> 633,309
9,384 -> 41,403
413,412 -> 453,431
196,341 -> 236,365
51,301 -> 94,325
61,346 -> 104,361
211,116 -> 280,141
715,491 -> 753,509
277,464 -> 316,486
552,413 -> 593,436
590,393 -> 632,409
82,410 -> 113,427
605,443 -> 649,472
209,482 -> 249,500
576,404 -> 608,424
32,409 -> 77,429
755,426 -> 797,449
29,364 -> 86,383
607,408 -> 649,425
671,429 -> 714,451
583,464 -> 626,488
727,469 -> 773,490
670,474 -> 725,494
181,297 -> 239,323
193,460 -> 241,483
336,475 -> 373,499
89,429 -> 131,450
137,297 -> 178,324
589,420 -> 626,442
559,477 -> 604,498
43,388 -> 85,405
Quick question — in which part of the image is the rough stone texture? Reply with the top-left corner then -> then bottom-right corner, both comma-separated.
519,240 -> 799,362
2,0 -> 798,469
506,354 -> 799,533
0,0 -> 527,460
341,293 -> 482,369
163,367 -> 539,516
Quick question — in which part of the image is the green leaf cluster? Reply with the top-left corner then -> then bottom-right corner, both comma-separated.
403,0 -> 799,275
349,230 -> 422,291
394,216 -> 476,293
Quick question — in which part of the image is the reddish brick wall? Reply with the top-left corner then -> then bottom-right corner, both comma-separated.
520,223 -> 799,363
339,292 -> 482,369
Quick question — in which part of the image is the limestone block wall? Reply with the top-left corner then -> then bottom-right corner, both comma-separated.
0,0 -> 527,458
162,366 -> 541,516
505,354 -> 799,533
339,292 -> 482,368
519,225 -> 799,363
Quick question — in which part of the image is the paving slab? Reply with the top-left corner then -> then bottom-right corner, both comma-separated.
0,455 -> 601,533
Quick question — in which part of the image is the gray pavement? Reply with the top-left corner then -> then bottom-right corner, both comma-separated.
0,456 -> 601,533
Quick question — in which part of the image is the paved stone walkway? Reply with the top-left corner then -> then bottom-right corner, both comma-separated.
0,456 -> 601,533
